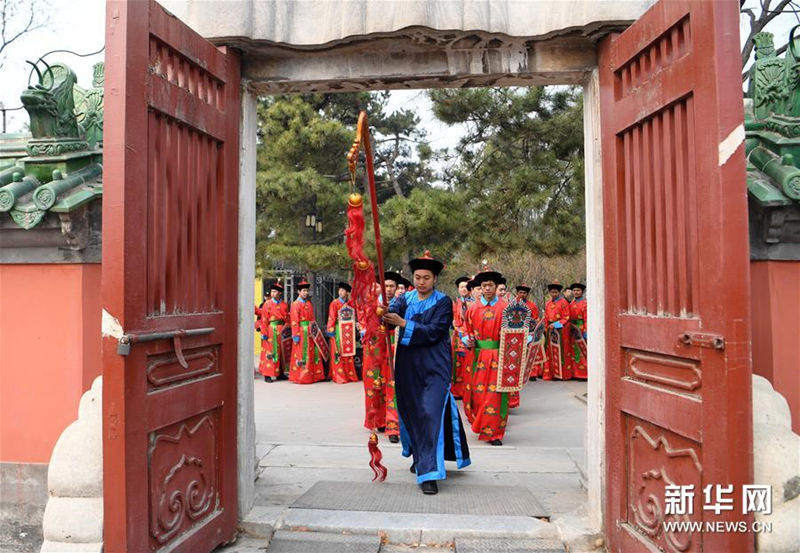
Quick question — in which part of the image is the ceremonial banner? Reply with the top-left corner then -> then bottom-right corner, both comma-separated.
309,320 -> 330,362
523,319 -> 547,383
548,326 -> 564,380
496,300 -> 531,392
337,304 -> 357,357
568,322 -> 587,360
280,326 -> 293,367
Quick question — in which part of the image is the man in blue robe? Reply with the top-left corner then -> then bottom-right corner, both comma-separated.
382,251 -> 471,495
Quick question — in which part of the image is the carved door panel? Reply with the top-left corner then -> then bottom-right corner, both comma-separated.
599,1 -> 752,551
102,1 -> 240,551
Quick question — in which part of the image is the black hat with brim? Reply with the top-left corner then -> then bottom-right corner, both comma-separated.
384,271 -> 402,284
296,280 -> 311,290
515,284 -> 531,293
270,282 -> 284,292
455,276 -> 470,286
408,252 -> 444,275
337,282 -> 352,292
399,277 -> 412,288
466,279 -> 476,291
569,282 -> 586,290
473,271 -> 503,286
547,283 -> 563,291
498,277 -> 507,286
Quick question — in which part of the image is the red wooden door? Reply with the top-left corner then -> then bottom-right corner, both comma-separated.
599,1 -> 752,552
102,1 -> 240,551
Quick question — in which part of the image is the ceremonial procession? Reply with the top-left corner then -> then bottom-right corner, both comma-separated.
2,1 -> 798,553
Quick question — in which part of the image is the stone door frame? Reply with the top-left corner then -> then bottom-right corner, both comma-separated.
234,67 -> 608,529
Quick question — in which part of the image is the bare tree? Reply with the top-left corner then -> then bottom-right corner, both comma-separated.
741,0 -> 800,78
0,0 -> 50,70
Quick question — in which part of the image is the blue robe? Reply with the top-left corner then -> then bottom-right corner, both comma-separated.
390,289 -> 471,483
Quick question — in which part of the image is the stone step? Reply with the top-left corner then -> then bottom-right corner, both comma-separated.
456,537 -> 566,552
265,530 -> 381,553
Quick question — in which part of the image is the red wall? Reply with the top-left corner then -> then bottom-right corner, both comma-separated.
750,261 -> 800,434
0,264 -> 102,463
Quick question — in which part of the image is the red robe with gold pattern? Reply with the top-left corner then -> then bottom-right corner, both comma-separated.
450,296 -> 473,398
567,297 -> 587,379
257,299 -> 290,378
326,298 -> 359,383
463,296 -> 509,442
544,296 -> 571,380
289,298 -> 325,384
361,299 -> 399,436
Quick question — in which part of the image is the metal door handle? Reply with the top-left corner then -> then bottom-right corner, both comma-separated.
117,327 -> 214,368
678,332 -> 725,350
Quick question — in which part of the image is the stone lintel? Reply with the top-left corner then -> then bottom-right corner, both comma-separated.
232,32 -> 599,94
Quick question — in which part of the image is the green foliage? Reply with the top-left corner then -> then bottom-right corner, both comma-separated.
429,86 -> 585,256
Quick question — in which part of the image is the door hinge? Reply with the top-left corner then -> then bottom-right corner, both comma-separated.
679,332 -> 725,350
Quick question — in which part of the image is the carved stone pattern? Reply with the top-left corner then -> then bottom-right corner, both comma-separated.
147,347 -> 218,389
764,117 -> 800,137
628,423 -> 703,553
26,140 -> 89,156
149,414 -> 218,547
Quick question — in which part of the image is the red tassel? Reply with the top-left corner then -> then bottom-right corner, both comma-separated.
345,199 -> 381,345
368,432 -> 387,482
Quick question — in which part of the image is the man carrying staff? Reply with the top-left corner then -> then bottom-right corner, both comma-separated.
289,279 -> 325,384
462,267 -> 509,445
256,282 -> 290,382
326,282 -> 359,383
383,251 -> 471,495
544,281 -> 572,380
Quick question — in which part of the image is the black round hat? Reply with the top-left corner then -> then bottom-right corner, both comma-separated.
547,281 -> 563,291
337,282 -> 352,292
515,283 -> 531,292
270,281 -> 284,292
296,279 -> 311,290
473,269 -> 503,286
383,271 -> 402,284
408,251 -> 444,275
455,276 -> 470,286
569,282 -> 586,290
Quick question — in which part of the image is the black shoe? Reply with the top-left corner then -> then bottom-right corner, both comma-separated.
410,462 -> 416,473
277,373 -> 289,381
264,376 -> 274,382
388,435 -> 399,444
421,481 -> 438,495
489,439 -> 503,446
377,426 -> 386,433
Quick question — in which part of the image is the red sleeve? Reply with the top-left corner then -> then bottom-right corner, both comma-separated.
559,300 -> 570,325
290,302 -> 300,335
327,301 -> 338,332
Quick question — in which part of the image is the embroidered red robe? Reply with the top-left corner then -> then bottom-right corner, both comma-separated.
450,296 -> 473,398
257,299 -> 290,378
544,296 -> 571,380
567,297 -> 588,379
463,297 -> 509,442
289,298 -> 325,384
326,299 -> 359,383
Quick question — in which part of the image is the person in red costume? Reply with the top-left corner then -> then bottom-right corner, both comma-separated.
462,268 -> 509,445
326,282 -> 359,384
289,279 -> 325,384
566,282 -> 588,379
257,282 -> 290,382
543,281 -> 572,380
450,276 -> 473,400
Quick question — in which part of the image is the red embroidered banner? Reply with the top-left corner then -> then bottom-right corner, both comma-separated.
337,305 -> 357,357
548,326 -> 564,379
523,319 -> 547,384
280,326 -> 293,368
496,300 -> 532,392
309,321 -> 330,362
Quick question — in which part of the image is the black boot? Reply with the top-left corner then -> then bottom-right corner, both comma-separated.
388,435 -> 399,443
489,439 -> 503,446
377,426 -> 386,433
264,375 -> 274,383
409,462 -> 416,473
421,481 -> 438,495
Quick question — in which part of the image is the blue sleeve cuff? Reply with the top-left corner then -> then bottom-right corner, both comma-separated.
400,319 -> 415,346
526,334 -> 533,344
461,335 -> 470,347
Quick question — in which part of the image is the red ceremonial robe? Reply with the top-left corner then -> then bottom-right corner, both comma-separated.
382,331 -> 400,437
326,298 -> 359,383
450,296 -> 473,399
362,328 -> 388,430
289,298 -> 325,384
463,296 -> 509,442
544,296 -> 571,380
567,297 -> 588,379
257,299 -> 290,378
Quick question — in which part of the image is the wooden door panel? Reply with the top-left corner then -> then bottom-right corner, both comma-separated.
600,1 -> 752,552
103,1 -> 240,551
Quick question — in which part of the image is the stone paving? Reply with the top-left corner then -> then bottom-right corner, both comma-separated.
217,372 -> 592,552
